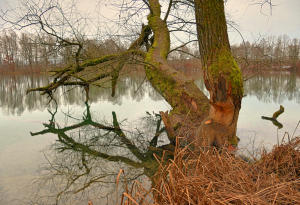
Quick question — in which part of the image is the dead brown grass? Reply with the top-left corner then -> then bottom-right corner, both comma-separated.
122,137 -> 300,205
0,65 -> 47,75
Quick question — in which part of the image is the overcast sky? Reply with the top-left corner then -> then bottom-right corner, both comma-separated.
226,0 -> 300,43
0,0 -> 299,44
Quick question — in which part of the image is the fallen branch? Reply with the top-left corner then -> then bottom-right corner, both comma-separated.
262,105 -> 284,129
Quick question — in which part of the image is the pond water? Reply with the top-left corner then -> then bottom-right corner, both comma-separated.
0,71 -> 299,204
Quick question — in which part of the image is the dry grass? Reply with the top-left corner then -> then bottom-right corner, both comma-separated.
122,137 -> 300,205
0,65 -> 47,75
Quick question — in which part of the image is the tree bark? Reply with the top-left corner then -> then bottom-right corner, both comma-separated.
145,0 -> 209,143
194,0 -> 243,148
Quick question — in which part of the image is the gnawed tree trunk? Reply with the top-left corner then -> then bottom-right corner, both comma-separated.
194,0 -> 243,148
145,0 -> 242,149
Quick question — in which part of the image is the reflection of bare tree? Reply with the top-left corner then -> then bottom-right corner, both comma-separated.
29,102 -> 173,204
1,72 -> 299,117
244,73 -> 300,104
0,71 -> 163,115
1,72 -> 299,116
0,75 -> 51,115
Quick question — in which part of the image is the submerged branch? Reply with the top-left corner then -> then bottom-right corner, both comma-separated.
262,105 -> 285,129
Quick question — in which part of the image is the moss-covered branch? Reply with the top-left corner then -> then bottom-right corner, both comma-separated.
26,22 -> 152,99
26,49 -> 146,96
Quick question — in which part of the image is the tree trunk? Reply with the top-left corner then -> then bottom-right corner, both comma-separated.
144,0 -> 242,149
145,0 -> 209,143
194,0 -> 243,148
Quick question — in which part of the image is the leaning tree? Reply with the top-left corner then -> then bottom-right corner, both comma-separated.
1,0 -> 250,149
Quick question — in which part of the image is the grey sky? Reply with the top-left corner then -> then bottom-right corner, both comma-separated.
0,0 -> 299,44
226,0 -> 300,43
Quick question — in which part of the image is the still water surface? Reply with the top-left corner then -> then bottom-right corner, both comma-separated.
0,71 -> 299,204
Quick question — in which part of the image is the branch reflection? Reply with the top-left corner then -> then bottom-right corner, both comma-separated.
30,101 -> 174,204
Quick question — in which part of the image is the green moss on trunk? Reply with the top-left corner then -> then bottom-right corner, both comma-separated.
208,49 -> 244,97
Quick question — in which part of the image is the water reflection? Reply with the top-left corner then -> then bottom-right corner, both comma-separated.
1,72 -> 299,116
243,72 -> 300,104
0,71 -> 164,115
29,102 -> 173,204
0,75 -> 50,115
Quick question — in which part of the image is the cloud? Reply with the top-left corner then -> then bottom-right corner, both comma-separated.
226,0 -> 300,43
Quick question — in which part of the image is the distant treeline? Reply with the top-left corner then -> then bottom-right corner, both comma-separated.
231,35 -> 300,70
0,30 -> 125,70
0,30 -> 299,72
